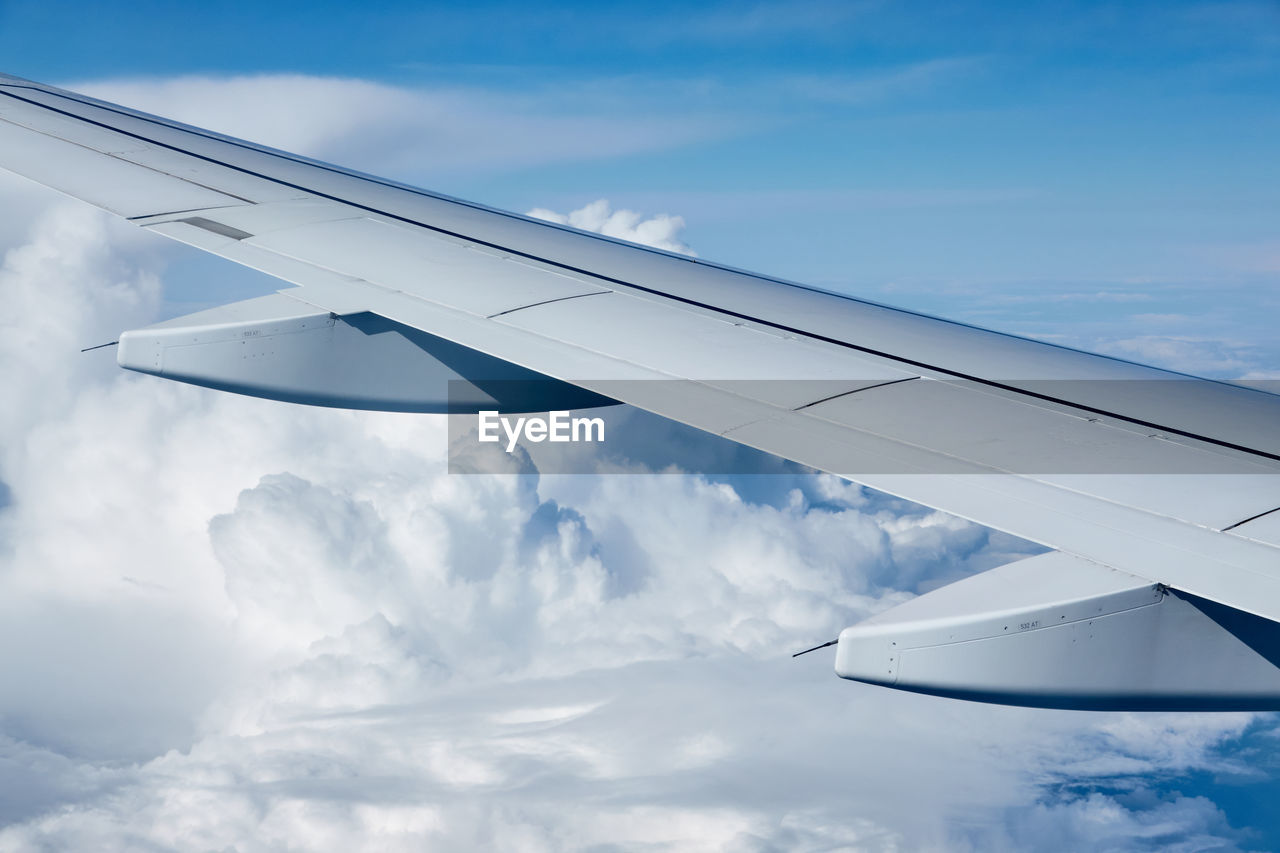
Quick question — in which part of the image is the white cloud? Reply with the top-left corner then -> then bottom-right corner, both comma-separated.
991,793 -> 1245,853
527,199 -> 696,256
73,75 -> 726,182
0,202 -> 164,444
0,74 -> 1273,851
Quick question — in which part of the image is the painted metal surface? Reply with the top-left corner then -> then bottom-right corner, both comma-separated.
4,71 -> 1280,706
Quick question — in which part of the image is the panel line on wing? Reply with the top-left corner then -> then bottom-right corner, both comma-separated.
1224,507 -> 1280,532
126,205 -> 245,221
485,290 -> 609,319
791,376 -> 919,411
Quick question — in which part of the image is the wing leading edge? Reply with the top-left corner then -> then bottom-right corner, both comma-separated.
4,71 -> 1279,709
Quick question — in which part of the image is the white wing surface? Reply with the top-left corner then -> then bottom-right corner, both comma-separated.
4,72 -> 1279,709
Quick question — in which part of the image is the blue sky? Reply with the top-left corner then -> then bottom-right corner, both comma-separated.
0,1 -> 1278,850
4,0 -> 1277,374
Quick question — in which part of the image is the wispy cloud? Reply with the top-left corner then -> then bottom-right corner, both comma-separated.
779,57 -> 982,105
1096,335 -> 1265,376
671,0 -> 882,43
74,75 -> 731,181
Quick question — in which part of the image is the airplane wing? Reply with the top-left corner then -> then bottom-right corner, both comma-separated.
4,71 -> 1279,710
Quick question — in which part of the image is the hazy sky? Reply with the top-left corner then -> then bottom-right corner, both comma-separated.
0,1 -> 1278,850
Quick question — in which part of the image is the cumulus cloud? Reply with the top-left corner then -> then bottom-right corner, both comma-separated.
0,74 -> 1274,851
527,199 -> 696,256
0,203 -> 164,442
